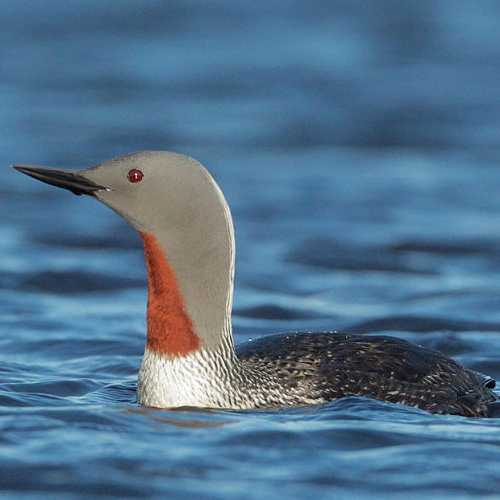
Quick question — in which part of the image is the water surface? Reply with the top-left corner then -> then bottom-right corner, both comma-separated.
2,2 -> 500,499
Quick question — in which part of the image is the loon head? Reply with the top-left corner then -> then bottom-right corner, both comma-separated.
14,151 -> 236,357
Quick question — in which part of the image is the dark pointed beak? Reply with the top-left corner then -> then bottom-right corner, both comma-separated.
13,165 -> 108,196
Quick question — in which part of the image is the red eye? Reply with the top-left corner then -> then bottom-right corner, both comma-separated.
128,169 -> 144,183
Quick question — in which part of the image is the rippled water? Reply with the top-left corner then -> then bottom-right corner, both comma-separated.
2,1 -> 500,499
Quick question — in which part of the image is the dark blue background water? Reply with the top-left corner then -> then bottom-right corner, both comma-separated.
2,1 -> 500,498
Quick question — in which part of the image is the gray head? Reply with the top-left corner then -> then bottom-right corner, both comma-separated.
14,151 -> 236,353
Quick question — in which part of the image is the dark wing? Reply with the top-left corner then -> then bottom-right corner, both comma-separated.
236,332 -> 498,416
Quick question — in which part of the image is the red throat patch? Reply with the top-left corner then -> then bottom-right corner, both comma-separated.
140,231 -> 200,357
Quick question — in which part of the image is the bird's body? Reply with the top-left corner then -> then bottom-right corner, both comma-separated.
138,331 -> 498,416
14,151 -> 499,417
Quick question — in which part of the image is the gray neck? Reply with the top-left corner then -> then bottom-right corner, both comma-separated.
153,168 -> 236,352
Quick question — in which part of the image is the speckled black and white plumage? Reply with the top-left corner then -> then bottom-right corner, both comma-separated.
235,332 -> 499,417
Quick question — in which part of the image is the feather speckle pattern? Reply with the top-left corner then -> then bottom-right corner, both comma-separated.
138,331 -> 498,416
234,332 -> 498,417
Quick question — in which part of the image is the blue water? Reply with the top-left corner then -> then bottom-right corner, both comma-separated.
2,1 -> 500,498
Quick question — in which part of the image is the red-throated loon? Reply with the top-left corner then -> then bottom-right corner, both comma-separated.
14,151 -> 499,417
